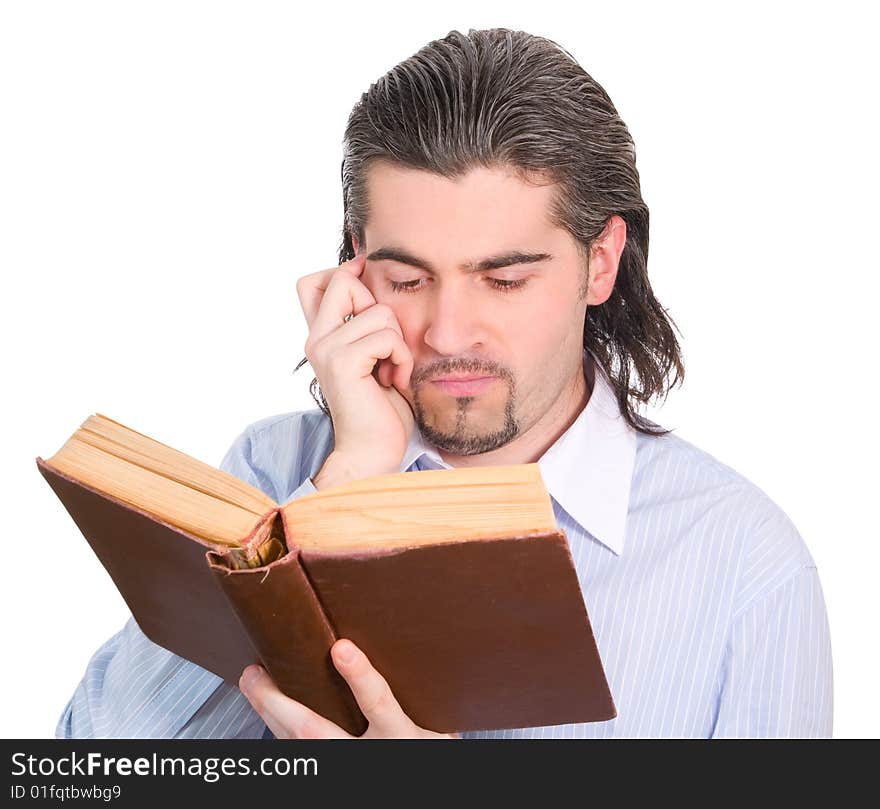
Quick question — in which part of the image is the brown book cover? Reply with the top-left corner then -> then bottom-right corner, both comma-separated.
37,448 -> 616,736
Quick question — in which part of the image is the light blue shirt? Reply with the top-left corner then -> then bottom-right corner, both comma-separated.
56,350 -> 833,738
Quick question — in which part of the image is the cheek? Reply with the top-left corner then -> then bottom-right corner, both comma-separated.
509,289 -> 571,337
506,288 -> 584,369
393,306 -> 421,349
510,309 -> 562,358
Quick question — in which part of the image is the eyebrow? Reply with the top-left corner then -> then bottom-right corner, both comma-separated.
365,246 -> 553,273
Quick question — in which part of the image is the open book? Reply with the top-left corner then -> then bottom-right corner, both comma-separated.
37,413 -> 615,735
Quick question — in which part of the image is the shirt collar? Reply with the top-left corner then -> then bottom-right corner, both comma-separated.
400,349 -> 637,556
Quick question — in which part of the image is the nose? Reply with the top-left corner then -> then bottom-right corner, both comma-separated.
422,278 -> 487,357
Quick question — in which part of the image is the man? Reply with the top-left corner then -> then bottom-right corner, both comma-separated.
56,28 -> 832,739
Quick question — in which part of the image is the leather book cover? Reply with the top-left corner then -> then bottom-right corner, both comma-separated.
300,532 -> 617,733
207,542 -> 366,735
37,457 -> 263,682
39,456 -> 363,732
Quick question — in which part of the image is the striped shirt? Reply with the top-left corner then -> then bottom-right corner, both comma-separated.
55,350 -> 833,738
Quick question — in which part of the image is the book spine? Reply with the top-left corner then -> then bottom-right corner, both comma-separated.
206,508 -> 367,736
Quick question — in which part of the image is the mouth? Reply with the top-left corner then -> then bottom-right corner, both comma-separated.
429,376 -> 497,396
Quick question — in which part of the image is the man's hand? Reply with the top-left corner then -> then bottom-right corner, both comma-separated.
238,638 -> 459,739
296,252 -> 416,489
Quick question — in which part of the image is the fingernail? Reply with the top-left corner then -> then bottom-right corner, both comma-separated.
240,665 -> 261,692
335,642 -> 357,665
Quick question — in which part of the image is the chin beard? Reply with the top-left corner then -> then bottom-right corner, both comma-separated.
413,394 -> 519,456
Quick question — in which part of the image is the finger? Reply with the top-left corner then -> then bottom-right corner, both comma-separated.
378,356 -> 413,392
239,665 -> 353,740
375,357 -> 408,391
343,328 -> 413,383
378,359 -> 392,388
296,253 -> 367,330
392,352 -> 414,391
307,267 -> 377,344
333,303 -> 404,343
331,640 -> 412,735
341,305 -> 406,390
296,253 -> 366,326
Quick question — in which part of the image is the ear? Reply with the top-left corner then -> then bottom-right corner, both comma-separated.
586,215 -> 627,306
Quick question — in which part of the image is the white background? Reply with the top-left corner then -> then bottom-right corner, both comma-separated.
1,1 -> 877,738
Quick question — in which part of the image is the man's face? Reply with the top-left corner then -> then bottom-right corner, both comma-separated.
356,160 -> 596,458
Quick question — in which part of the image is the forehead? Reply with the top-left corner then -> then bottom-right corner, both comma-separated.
362,160 -> 561,246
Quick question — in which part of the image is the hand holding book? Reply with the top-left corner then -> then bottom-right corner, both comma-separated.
239,638 -> 458,739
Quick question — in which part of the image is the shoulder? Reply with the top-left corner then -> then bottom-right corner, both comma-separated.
633,428 -> 816,613
244,408 -> 332,443
221,408 -> 334,503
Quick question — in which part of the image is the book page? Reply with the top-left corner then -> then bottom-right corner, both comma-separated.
44,414 -> 278,545
283,463 -> 559,551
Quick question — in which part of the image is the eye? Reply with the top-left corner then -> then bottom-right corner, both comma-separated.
389,278 -> 427,293
487,278 -> 528,292
389,277 -> 528,294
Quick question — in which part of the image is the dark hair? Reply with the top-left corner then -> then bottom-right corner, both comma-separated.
296,27 -> 685,437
